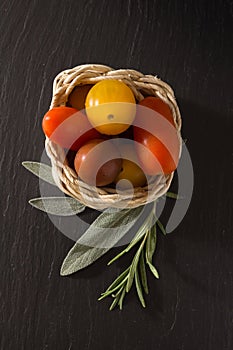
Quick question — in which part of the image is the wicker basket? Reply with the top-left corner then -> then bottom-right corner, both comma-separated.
45,64 -> 182,210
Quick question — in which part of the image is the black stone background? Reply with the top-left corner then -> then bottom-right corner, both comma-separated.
1,0 -> 233,349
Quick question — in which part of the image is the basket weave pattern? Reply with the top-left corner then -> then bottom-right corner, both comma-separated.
45,64 -> 182,210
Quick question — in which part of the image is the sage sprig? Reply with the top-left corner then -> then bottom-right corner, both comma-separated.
60,206 -> 143,275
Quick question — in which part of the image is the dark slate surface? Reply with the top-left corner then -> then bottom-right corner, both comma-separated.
1,0 -> 233,349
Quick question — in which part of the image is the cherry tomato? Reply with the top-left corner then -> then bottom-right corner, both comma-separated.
85,80 -> 136,135
42,107 -> 101,151
68,85 -> 93,111
74,139 -> 122,186
133,99 -> 180,175
114,144 -> 147,189
139,97 -> 175,126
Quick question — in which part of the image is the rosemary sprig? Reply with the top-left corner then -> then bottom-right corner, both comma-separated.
99,203 -> 162,310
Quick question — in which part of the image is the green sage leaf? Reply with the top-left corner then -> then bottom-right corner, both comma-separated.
22,161 -> 56,185
29,197 -> 85,216
60,206 -> 143,276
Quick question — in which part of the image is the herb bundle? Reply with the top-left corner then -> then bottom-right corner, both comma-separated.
23,161 -> 177,310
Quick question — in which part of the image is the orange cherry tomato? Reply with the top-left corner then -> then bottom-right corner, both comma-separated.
42,106 -> 101,151
85,80 -> 136,135
74,139 -> 122,186
68,85 -> 93,111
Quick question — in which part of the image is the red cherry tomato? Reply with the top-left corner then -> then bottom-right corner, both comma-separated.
139,97 -> 175,126
42,107 -> 100,151
74,139 -> 122,186
134,98 -> 180,175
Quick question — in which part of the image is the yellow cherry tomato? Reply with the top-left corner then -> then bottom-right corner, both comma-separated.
114,143 -> 147,189
85,80 -> 136,135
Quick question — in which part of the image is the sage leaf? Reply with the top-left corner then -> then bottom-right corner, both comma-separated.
29,197 -> 85,216
60,206 -> 143,276
22,161 -> 56,185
